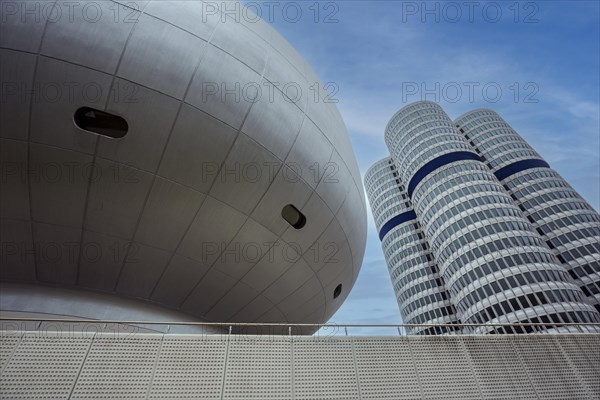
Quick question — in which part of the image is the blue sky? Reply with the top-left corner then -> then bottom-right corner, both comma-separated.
257,1 -> 600,333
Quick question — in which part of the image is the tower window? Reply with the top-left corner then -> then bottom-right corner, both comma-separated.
281,204 -> 306,229
333,284 -> 342,299
74,107 -> 128,139
536,227 -> 545,236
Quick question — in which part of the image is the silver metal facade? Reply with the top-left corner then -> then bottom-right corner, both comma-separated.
0,0 -> 367,328
454,109 -> 600,314
364,158 -> 460,334
1,330 -> 599,399
368,101 -> 600,333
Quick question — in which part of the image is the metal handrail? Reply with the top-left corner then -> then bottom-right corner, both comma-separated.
2,317 -> 600,328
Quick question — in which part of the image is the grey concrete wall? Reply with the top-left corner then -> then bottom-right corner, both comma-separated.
1,332 -> 599,399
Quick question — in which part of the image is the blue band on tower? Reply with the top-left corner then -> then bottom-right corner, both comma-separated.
407,151 -> 481,197
494,159 -> 550,181
379,210 -> 417,240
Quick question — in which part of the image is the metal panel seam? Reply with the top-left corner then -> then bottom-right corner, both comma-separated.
0,331 -> 24,377
219,331 -> 232,400
146,18 -> 222,300
144,333 -> 165,400
405,336 -> 425,400
509,337 -> 541,400
551,335 -> 595,400
25,0 -> 58,282
66,332 -> 96,400
459,338 -> 484,399
350,338 -> 362,399
178,48 -> 273,309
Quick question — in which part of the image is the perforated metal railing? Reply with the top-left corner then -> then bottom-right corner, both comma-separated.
1,318 -> 599,400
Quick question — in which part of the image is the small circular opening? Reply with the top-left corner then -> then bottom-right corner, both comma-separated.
281,204 -> 306,229
333,283 -> 342,299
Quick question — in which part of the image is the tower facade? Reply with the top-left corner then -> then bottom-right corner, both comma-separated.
454,109 -> 600,313
365,158 -> 460,334
365,101 -> 600,333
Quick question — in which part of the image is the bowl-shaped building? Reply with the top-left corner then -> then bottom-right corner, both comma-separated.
0,0 -> 367,332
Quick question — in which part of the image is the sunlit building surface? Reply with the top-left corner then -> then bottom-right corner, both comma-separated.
0,0 -> 367,333
365,101 -> 600,333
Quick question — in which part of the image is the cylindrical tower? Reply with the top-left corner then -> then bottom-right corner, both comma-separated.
454,109 -> 600,313
384,101 -> 599,333
365,158 -> 460,334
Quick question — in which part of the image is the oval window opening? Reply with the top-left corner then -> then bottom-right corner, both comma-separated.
74,107 -> 128,139
281,204 -> 306,229
333,283 -> 342,299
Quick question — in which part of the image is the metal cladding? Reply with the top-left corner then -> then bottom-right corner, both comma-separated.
366,101 -> 600,333
0,1 -> 367,327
